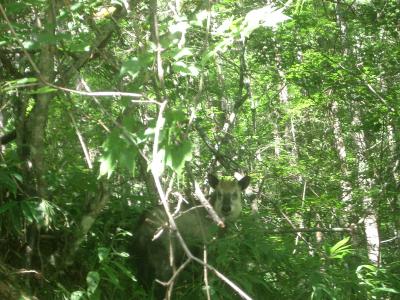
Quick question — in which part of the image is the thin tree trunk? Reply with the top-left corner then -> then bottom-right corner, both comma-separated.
330,100 -> 353,211
27,0 -> 56,199
387,124 -> 400,237
352,107 -> 380,266
21,0 -> 57,271
272,110 -> 281,158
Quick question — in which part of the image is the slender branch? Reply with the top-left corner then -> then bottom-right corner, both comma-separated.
380,236 -> 400,244
203,246 -> 211,300
66,109 -> 93,169
190,255 -> 253,300
266,227 -> 354,234
194,181 -> 225,228
275,203 -> 315,251
158,258 -> 191,287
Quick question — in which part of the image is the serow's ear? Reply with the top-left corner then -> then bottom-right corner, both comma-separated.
238,176 -> 250,190
208,174 -> 219,189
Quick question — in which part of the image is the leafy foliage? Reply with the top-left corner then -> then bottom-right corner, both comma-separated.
0,0 -> 399,299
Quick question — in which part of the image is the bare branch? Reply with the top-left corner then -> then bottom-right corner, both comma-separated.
66,109 -> 93,169
265,227 -> 354,234
194,181 -> 225,228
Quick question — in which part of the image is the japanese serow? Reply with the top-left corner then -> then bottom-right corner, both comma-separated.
133,174 -> 250,299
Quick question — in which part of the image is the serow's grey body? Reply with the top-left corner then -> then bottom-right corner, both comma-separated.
133,174 -> 250,299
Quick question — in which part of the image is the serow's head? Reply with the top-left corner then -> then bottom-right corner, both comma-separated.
208,174 -> 250,222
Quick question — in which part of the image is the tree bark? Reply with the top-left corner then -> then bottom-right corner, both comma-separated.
330,100 -> 353,212
352,107 -> 380,266
387,124 -> 400,238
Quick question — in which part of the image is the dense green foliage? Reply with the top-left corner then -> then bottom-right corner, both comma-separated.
0,0 -> 399,299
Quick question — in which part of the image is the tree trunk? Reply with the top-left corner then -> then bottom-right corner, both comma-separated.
387,124 -> 400,237
329,100 -> 353,212
352,107 -> 380,266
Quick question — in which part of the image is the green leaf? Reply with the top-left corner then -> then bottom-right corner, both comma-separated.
15,77 -> 38,85
30,86 -> 57,94
98,247 -> 110,263
69,40 -> 91,52
173,48 -> 192,60
70,291 -> 86,300
119,148 -> 137,176
242,6 -> 290,38
86,271 -> 100,295
373,287 -> 399,294
165,140 -> 193,174
4,2 -> 30,14
356,264 -> 377,273
37,32 -> 58,45
0,172 -> 17,194
120,53 -> 153,79
20,201 -> 38,223
101,264 -> 120,286
22,40 -> 36,50
112,261 -> 136,282
0,201 -> 17,215
169,20 -> 189,34
165,110 -> 186,123
172,61 -> 199,77
37,199 -> 56,227
329,236 -> 352,259
71,3 -> 83,11
120,57 -> 141,79
99,154 -> 115,178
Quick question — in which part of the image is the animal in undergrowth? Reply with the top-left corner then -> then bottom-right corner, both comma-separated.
133,174 -> 251,299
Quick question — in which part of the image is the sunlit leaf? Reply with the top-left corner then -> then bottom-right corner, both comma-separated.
71,3 -> 83,11
22,40 -> 36,49
241,5 -> 290,39
98,247 -> 110,262
214,18 -> 234,35
70,291 -> 85,300
169,20 -> 189,34
86,271 -> 100,295
173,48 -> 192,60
120,57 -> 141,79
99,154 -> 115,178
15,77 -> 38,85
329,236 -> 352,259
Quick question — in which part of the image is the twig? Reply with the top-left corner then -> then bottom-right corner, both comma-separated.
66,109 -> 93,169
381,236 -> 400,244
265,227 -> 354,234
194,181 -> 225,227
203,245 -> 211,300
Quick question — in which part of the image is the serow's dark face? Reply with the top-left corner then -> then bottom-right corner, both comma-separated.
208,174 -> 251,222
